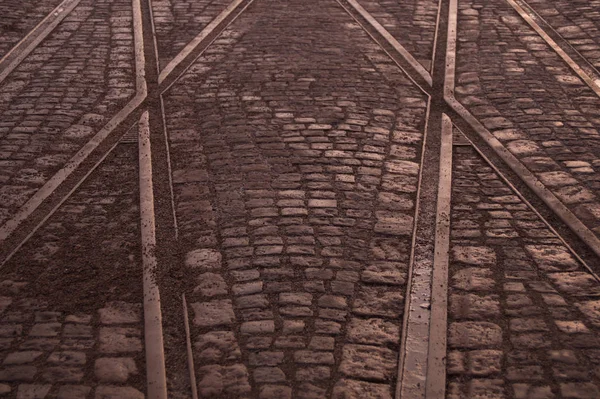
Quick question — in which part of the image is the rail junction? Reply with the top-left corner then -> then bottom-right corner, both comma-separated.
1,0 -> 600,397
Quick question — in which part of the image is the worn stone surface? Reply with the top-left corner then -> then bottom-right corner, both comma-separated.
164,0 -> 428,395
357,0 -> 439,71
94,358 -> 138,383
0,139 -> 144,394
455,0 -> 600,238
151,0 -> 232,69
0,0 -> 63,58
0,0 -> 136,227
526,0 -> 600,70
447,145 -> 600,397
4,0 -> 600,396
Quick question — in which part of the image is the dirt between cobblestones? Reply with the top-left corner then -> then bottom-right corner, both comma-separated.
2,144 -> 143,312
0,0 -> 137,229
0,144 -> 146,397
0,0 -> 64,59
357,0 -> 440,71
151,0 -> 233,70
154,0 -> 432,395
525,0 -> 600,69
455,0 -> 600,239
447,141 -> 600,399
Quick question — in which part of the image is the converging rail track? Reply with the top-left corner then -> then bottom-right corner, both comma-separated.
0,0 -> 600,397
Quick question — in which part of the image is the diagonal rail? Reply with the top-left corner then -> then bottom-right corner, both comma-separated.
0,0 -> 254,248
0,0 -> 82,84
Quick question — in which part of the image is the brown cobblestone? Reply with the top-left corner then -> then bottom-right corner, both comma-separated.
455,0 -> 600,236
447,144 -> 600,398
0,0 -> 63,58
0,0 -> 136,226
165,0 -> 428,394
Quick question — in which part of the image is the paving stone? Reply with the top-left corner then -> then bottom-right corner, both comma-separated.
353,286 -> 403,318
361,262 -> 406,285
19,339 -> 58,351
447,146 -> 600,395
241,321 -> 275,334
98,302 -> 142,325
450,294 -> 500,319
63,125 -> 94,140
0,325 -> 23,337
15,384 -> 51,399
512,384 -> 554,399
253,367 -> 286,383
525,245 -> 579,271
159,0 -> 431,394
3,351 -> 42,365
467,379 -> 505,399
63,324 -> 93,339
297,383 -> 327,399
509,318 -> 549,333
0,366 -> 36,381
308,337 -> 335,351
64,315 -> 92,324
575,301 -> 600,327
29,323 -> 61,337
294,351 -> 335,365
232,281 -> 263,296
46,350 -> 85,367
548,273 -> 600,296
332,379 -> 392,399
560,383 -> 600,398
468,350 -> 503,376
453,246 -> 496,265
0,0 -> 137,224
448,322 -> 502,348
192,300 -> 235,327
296,367 -> 331,382
185,249 -> 222,270
249,352 -> 284,366
98,327 -> 142,353
259,385 -> 292,399
41,367 -> 84,382
196,364 -> 251,397
452,268 -> 495,291
339,344 -> 396,381
34,312 -> 61,323
57,385 -> 91,399
94,358 -> 137,383
94,386 -> 144,399
193,273 -> 228,297
346,318 -> 399,345
195,331 -> 241,362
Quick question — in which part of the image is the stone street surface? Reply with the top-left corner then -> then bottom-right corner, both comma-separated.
0,0 -> 600,397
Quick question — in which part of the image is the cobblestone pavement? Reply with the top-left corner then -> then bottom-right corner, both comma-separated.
162,0 -> 428,396
447,140 -> 600,399
0,142 -> 145,397
0,0 -> 136,227
0,0 -> 64,59
455,0 -> 600,237
524,0 -> 600,70
151,0 -> 233,69
2,0 -> 600,397
357,0 -> 440,71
